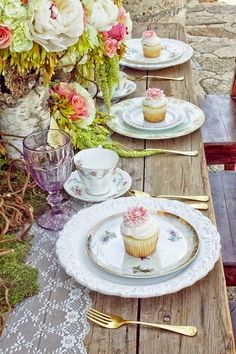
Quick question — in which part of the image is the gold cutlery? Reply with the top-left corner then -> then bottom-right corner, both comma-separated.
129,189 -> 209,202
127,74 -> 185,82
87,308 -> 197,336
142,149 -> 198,157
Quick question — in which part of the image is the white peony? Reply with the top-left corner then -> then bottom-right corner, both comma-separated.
28,0 -> 85,52
88,0 -> 118,32
126,12 -> 133,38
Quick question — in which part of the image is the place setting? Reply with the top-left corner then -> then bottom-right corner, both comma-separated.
107,87 -> 205,140
120,30 -> 193,70
56,195 -> 221,298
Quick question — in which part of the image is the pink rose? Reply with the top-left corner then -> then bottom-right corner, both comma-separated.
142,30 -> 157,39
53,83 -> 77,101
0,24 -> 12,49
104,38 -> 118,58
106,24 -> 126,42
145,88 -> 165,99
70,94 -> 89,121
118,7 -> 127,24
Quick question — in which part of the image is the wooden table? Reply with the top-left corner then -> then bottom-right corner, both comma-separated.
84,23 -> 235,354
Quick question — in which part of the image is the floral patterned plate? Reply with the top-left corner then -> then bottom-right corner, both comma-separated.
64,168 -> 132,203
56,197 -> 221,298
122,105 -> 186,131
123,38 -> 183,65
120,38 -> 193,70
85,211 -> 199,278
97,80 -> 136,100
108,97 -> 205,140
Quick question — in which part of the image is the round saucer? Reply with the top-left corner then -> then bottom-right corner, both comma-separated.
64,168 -> 132,202
97,80 -> 136,100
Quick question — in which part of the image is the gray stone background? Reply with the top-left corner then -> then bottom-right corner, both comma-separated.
124,0 -> 236,95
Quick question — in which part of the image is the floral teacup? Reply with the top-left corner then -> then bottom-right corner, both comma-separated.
74,147 -> 119,196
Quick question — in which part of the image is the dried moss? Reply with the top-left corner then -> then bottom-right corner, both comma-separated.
0,235 -> 39,316
0,157 -> 47,325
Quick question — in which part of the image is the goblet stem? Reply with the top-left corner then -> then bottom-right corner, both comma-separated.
36,190 -> 75,231
47,191 -> 63,214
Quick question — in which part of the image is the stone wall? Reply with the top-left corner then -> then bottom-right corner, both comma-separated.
186,0 -> 236,95
123,0 -> 187,25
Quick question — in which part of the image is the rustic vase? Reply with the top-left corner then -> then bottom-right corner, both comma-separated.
0,85 -> 50,159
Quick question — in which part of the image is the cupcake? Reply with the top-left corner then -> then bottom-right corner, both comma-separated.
120,206 -> 159,258
141,30 -> 161,58
143,88 -> 167,123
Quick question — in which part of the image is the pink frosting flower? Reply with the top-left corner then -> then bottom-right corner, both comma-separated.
145,88 -> 165,99
124,207 -> 148,225
53,83 -> 77,101
104,38 -> 118,58
0,24 -> 12,49
142,30 -> 157,39
70,94 -> 89,121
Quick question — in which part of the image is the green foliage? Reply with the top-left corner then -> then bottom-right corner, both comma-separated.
55,110 -> 164,158
0,236 -> 38,316
0,44 -> 59,84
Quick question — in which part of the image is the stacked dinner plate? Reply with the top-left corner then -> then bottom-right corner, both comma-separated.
120,38 -> 193,71
56,197 -> 220,298
107,97 -> 205,140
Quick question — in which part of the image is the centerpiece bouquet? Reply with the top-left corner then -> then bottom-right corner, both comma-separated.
0,0 -> 132,157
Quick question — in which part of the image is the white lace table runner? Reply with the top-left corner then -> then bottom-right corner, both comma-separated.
0,201 -> 92,354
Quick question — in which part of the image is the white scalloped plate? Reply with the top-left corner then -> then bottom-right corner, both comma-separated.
108,97 -> 205,140
56,197 -> 220,298
120,38 -> 193,70
123,38 -> 183,65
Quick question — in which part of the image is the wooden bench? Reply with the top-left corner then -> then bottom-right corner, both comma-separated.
230,301 -> 236,340
198,95 -> 236,170
209,171 -> 236,286
197,95 -> 236,285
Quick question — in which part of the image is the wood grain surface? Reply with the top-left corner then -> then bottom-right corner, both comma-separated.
210,171 -> 236,286
84,23 -> 235,354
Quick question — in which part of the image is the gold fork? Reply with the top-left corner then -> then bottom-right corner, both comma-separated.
127,74 -> 185,82
87,308 -> 197,336
129,189 -> 209,202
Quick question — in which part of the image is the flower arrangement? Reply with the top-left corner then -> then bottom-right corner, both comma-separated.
49,82 -> 174,159
49,82 -> 96,129
0,0 -> 132,110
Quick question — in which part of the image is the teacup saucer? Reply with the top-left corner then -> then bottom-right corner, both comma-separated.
97,80 -> 136,101
64,168 -> 132,202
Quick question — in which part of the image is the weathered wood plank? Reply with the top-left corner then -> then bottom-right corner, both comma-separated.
198,95 -> 236,143
229,301 -> 236,339
140,23 -> 235,354
209,171 -> 236,286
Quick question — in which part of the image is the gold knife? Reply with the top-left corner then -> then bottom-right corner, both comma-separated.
127,74 -> 185,82
129,190 -> 209,202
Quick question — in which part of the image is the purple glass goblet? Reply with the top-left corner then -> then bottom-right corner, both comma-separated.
23,129 -> 75,231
